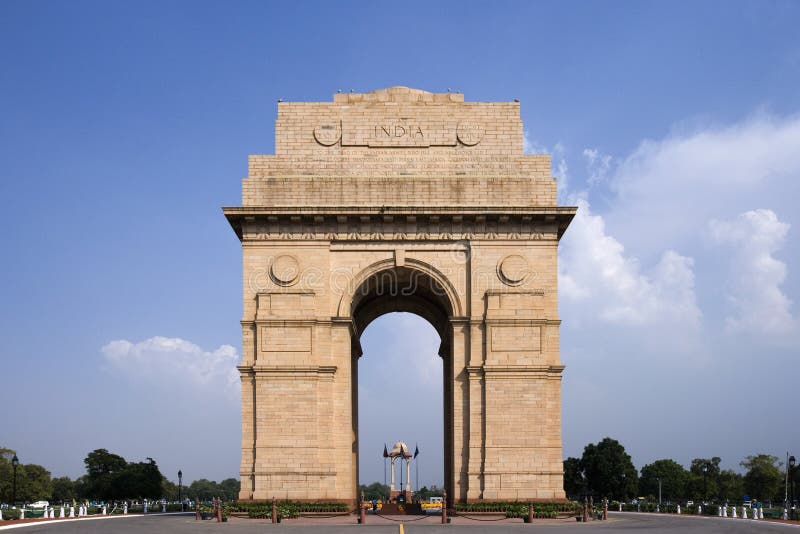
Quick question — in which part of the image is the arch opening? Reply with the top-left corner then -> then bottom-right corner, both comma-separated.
348,266 -> 456,503
357,313 -> 444,499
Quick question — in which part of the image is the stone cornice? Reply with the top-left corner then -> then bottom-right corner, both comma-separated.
484,318 -> 562,326
239,365 -> 338,378
483,364 -> 565,377
224,207 -> 576,242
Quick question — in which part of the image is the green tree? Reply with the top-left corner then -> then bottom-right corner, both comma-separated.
188,479 -> 219,501
412,484 -> 436,502
51,476 -> 76,503
791,462 -> 800,505
563,457 -> 586,500
639,459 -> 688,502
83,449 -> 127,500
718,469 -> 745,502
686,457 -> 721,501
580,438 -> 638,500
161,477 -> 178,501
0,447 -> 15,503
73,475 -> 91,500
219,478 -> 240,501
741,454 -> 782,502
359,481 -> 390,501
111,458 -> 162,500
17,464 -> 52,502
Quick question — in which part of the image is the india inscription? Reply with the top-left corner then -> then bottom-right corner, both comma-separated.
224,86 -> 576,505
341,119 -> 457,147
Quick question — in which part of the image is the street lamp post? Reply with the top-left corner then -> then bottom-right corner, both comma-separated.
178,470 -> 183,511
657,477 -> 662,508
790,456 -> 796,521
11,454 -> 19,505
703,463 -> 709,504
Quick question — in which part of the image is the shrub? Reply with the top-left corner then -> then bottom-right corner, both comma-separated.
226,500 -> 349,520
453,501 -> 580,519
2,508 -> 21,520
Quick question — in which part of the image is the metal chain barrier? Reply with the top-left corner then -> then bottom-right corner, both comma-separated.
374,512 -> 432,522
451,511 -> 513,522
302,509 -> 360,519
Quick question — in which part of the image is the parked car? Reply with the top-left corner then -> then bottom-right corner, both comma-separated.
28,501 -> 49,508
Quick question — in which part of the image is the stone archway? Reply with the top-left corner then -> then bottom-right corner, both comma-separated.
225,86 -> 576,505
346,263 -> 459,502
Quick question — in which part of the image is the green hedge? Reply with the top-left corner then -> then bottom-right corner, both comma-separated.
454,501 -> 581,519
226,500 -> 349,520
1,509 -> 22,520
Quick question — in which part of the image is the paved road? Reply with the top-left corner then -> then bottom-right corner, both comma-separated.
3,512 -> 800,533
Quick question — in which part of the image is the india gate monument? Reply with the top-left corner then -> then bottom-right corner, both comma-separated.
224,87 -> 575,504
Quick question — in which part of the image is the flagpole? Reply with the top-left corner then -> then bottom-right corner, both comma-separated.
383,444 -> 389,501
414,443 -> 420,495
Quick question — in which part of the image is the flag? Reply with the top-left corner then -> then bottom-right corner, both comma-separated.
414,444 -> 419,459
383,444 -> 389,458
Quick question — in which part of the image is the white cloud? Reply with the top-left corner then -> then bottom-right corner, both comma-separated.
605,113 -> 800,255
582,147 -> 612,186
558,113 -> 800,339
710,209 -> 795,334
101,336 -> 240,396
560,198 -> 701,326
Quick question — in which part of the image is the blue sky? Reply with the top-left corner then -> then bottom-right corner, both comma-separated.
1,1 -> 799,490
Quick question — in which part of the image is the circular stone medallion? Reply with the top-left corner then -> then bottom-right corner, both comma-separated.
313,122 -> 342,146
456,122 -> 484,146
270,255 -> 300,286
498,255 -> 532,286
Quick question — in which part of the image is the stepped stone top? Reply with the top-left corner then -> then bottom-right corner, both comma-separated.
333,86 -> 465,104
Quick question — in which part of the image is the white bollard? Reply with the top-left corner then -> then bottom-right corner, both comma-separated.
619,503 -> 622,512
784,508 -> 788,520
162,502 -> 166,513
723,505 -> 728,517
59,506 -> 65,518
123,502 -> 128,515
656,505 -> 660,513
21,509 -> 25,519
742,506 -> 747,519
49,507 -> 55,518
760,507 -> 764,519
102,505 -> 107,515
698,505 -> 702,515
143,500 -> 148,514
69,506 -> 75,518
677,504 -> 681,514
0,508 -> 3,521
731,506 -> 737,518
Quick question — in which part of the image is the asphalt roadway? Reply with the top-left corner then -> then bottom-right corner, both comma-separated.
3,512 -> 800,533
